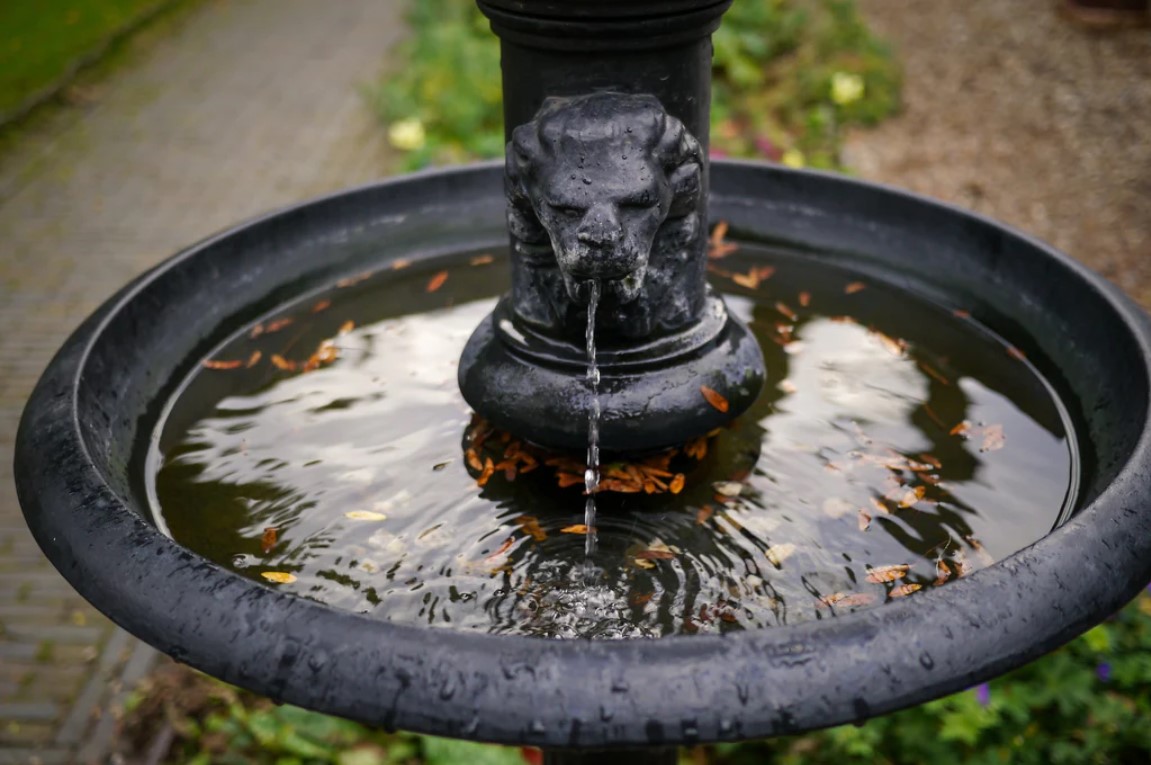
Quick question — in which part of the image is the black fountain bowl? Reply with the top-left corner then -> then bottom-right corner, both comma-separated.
16,160 -> 1151,749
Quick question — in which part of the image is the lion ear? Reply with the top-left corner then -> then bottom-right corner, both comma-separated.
506,127 -> 549,245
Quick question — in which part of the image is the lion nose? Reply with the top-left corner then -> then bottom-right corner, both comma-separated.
576,203 -> 622,248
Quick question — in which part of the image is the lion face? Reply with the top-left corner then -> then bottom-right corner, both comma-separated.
531,144 -> 671,306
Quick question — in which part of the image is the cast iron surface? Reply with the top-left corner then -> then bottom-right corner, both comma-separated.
17,162 -> 1151,749
459,92 -> 765,451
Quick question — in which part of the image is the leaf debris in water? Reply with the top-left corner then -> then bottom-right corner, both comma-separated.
798,290 -> 811,307
336,271 -> 373,288
700,385 -> 730,413
345,510 -> 388,521
310,299 -> 331,313
774,301 -> 797,321
713,481 -> 743,497
270,354 -> 297,372
695,505 -> 715,525
469,253 -> 495,266
866,564 -> 910,583
515,515 -> 547,542
898,486 -> 927,508
844,281 -> 867,294
731,266 -> 775,289
202,359 -> 243,370
260,527 -> 277,554
890,583 -> 922,598
980,424 -> 1006,452
561,524 -> 589,534
766,543 -> 797,566
261,572 -> 296,584
708,220 -> 739,259
1006,345 -> 1027,361
426,271 -> 449,292
818,592 -> 877,608
265,317 -> 294,334
245,350 -> 262,368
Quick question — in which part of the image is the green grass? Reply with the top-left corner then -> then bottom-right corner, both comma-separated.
0,0 -> 171,119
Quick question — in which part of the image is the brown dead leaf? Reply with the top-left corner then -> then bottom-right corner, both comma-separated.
919,453 -> 943,469
952,309 -> 971,319
858,509 -> 872,531
311,299 -> 331,313
426,271 -> 449,293
844,281 -> 867,294
798,290 -> 811,308
949,420 -> 971,437
700,385 -> 729,413
980,424 -> 1006,452
261,527 -> 277,554
684,436 -> 708,460
708,221 -> 740,259
898,486 -> 927,509
872,331 -> 908,356
338,320 -> 355,335
202,359 -> 244,370
265,317 -> 294,334
774,301 -> 798,321
245,350 -> 262,368
696,505 -> 715,525
477,457 -> 495,487
819,592 -> 877,608
484,537 -> 515,561
470,254 -> 494,266
890,583 -> 922,598
465,447 -> 483,472
934,560 -> 952,586
669,473 -> 686,494
336,271 -> 373,288
1006,345 -> 1026,361
731,266 -> 775,289
866,564 -> 910,583
561,524 -> 590,534
515,515 -> 547,542
636,549 -> 676,560
270,354 -> 296,371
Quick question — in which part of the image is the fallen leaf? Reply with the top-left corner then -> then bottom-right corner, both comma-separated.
477,457 -> 495,487
858,509 -> 872,531
202,359 -> 243,370
245,350 -> 262,368
561,524 -> 589,534
798,291 -> 811,308
966,536 -> 996,567
426,271 -> 449,293
934,560 -> 952,586
270,354 -> 296,371
898,486 -> 927,509
890,583 -> 922,598
336,271 -> 372,288
249,323 -> 265,339
311,299 -> 331,313
952,309 -> 971,319
515,515 -> 547,542
633,558 -> 656,570
819,592 -> 877,608
949,420 -> 971,437
338,320 -> 355,335
265,317 -> 293,333
708,221 -> 740,259
918,361 -> 950,385
731,266 -> 775,289
684,436 -> 708,460
345,510 -> 388,521
774,301 -> 797,321
392,259 -> 411,270
261,527 -> 277,554
766,543 -> 797,566
432,461 -> 451,471
871,331 -> 908,356
1006,345 -> 1026,361
919,453 -> 943,469
469,254 -> 494,266
636,549 -> 676,560
629,591 -> 655,607
261,572 -> 296,584
866,564 -> 909,583
484,537 -> 515,561
700,385 -> 730,413
844,281 -> 867,294
696,505 -> 715,525
669,473 -> 686,494
980,424 -> 1006,452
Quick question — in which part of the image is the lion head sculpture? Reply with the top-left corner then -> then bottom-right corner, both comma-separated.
506,92 -> 706,341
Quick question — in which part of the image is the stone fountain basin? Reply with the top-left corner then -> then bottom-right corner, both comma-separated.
16,160 -> 1151,749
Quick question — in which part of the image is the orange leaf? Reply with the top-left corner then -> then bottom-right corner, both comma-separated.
669,474 -> 685,494
392,259 -> 411,270
952,308 -> 971,319
270,354 -> 296,371
684,437 -> 708,460
470,254 -> 494,266
866,564 -> 909,583
949,420 -> 971,437
798,291 -> 811,308
515,515 -> 547,541
336,271 -> 373,288
465,447 -> 483,472
477,457 -> 495,487
700,385 -> 729,413
898,486 -> 926,508
202,359 -> 243,370
561,524 -> 589,534
261,571 -> 296,584
260,527 -> 277,554
1006,345 -> 1027,361
890,583 -> 922,598
426,271 -> 449,293
245,350 -> 262,368
310,299 -> 331,313
265,317 -> 293,334
484,537 -> 515,561
635,549 -> 676,560
338,320 -> 355,335
774,301 -> 797,321
844,281 -> 867,294
696,505 -> 715,525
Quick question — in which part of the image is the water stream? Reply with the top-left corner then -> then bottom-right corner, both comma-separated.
584,280 -> 602,559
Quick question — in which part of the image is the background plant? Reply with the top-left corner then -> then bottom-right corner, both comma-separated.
366,0 -> 901,171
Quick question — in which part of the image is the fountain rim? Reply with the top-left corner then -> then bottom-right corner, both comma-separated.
16,159 -> 1151,748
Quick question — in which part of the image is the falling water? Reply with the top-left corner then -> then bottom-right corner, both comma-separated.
584,280 -> 601,558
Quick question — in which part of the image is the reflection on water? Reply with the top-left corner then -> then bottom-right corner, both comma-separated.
147,246 -> 1078,638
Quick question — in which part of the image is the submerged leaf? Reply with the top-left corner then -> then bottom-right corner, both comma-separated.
260,527 -> 277,554
561,524 -> 589,534
202,359 -> 243,370
866,564 -> 910,583
890,583 -> 923,598
261,572 -> 297,584
426,271 -> 450,293
700,385 -> 730,413
345,510 -> 388,521
844,281 -> 867,294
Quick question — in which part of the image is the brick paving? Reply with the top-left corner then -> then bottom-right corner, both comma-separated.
0,0 -> 400,761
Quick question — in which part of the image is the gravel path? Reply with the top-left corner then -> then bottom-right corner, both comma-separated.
0,1 -> 399,761
849,0 -> 1151,309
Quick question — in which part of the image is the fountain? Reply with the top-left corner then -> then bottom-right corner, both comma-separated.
15,1 -> 1151,763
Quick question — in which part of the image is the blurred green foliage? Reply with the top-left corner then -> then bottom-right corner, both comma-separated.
0,0 -> 169,119
366,0 -> 901,171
